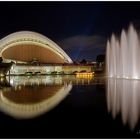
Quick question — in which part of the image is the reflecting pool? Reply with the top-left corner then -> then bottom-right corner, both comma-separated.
0,75 -> 140,138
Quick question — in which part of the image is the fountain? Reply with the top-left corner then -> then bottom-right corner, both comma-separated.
106,24 -> 140,79
106,24 -> 140,130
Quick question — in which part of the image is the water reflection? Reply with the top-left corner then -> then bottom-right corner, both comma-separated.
107,78 -> 140,130
8,75 -> 98,86
0,76 -> 73,119
0,75 -> 101,119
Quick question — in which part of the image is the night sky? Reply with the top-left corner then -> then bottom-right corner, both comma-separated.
0,1 -> 140,61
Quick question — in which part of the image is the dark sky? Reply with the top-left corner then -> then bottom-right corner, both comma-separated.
0,1 -> 140,61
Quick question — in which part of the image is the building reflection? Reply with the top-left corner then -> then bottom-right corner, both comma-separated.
0,75 -> 104,119
107,78 -> 140,130
6,75 -> 105,86
0,76 -> 72,119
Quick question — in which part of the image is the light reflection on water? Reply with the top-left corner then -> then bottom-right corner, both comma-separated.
0,75 -> 101,119
7,75 -> 100,86
0,75 -> 73,119
107,78 -> 140,130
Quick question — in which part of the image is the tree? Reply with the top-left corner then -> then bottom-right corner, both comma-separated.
96,54 -> 105,63
0,57 -> 3,63
96,54 -> 105,69
80,59 -> 87,64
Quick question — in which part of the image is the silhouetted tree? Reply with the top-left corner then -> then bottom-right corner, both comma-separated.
96,55 -> 105,63
96,54 -> 105,69
80,59 -> 87,64
0,57 -> 3,63
73,61 -> 78,64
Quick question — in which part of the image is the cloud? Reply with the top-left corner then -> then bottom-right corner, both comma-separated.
57,35 -> 107,61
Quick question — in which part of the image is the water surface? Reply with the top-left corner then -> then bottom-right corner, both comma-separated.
0,75 -> 139,138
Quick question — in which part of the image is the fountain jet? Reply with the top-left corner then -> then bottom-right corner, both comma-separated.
106,24 -> 140,79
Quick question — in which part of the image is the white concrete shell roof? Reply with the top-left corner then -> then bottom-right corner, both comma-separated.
0,31 -> 73,63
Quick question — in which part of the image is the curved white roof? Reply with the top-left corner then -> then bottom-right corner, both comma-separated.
0,31 -> 73,63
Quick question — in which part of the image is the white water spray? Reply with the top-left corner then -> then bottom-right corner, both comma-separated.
106,24 -> 140,79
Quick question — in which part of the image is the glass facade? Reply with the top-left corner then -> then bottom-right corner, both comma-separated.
9,64 -> 93,75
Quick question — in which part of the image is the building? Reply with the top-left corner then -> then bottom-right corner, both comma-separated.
0,31 -> 94,75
